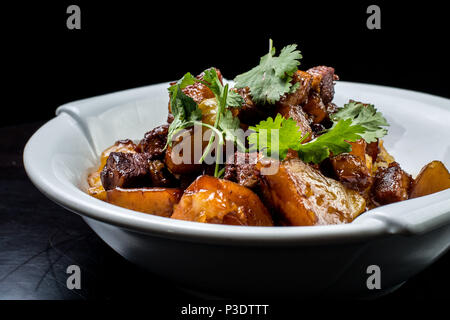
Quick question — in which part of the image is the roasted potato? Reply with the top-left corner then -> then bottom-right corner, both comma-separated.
106,187 -> 183,217
171,175 -> 273,226
258,158 -> 366,226
409,161 -> 450,198
87,140 -> 137,200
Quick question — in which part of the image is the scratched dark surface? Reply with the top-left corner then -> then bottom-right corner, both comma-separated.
0,122 -> 448,300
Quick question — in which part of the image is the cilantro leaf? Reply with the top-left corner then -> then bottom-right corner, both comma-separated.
166,74 -> 203,146
201,67 -> 244,109
331,100 -> 389,143
248,116 -> 365,163
297,119 -> 365,163
248,114 -> 305,159
233,39 -> 302,105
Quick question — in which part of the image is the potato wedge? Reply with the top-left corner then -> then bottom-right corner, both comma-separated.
409,161 -> 450,198
106,187 -> 183,217
258,158 -> 366,226
171,175 -> 273,226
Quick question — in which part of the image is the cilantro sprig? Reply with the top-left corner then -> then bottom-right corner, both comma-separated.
297,119 -> 365,163
248,115 -> 365,164
234,39 -> 302,105
248,114 -> 309,159
166,68 -> 244,177
330,100 -> 389,143
166,73 -> 203,146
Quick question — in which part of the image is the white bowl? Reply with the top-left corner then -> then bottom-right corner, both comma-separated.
23,81 -> 450,298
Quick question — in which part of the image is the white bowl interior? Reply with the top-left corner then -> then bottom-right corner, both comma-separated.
24,81 -> 450,242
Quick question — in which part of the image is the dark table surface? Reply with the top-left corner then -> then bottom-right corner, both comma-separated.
1,121 -> 449,301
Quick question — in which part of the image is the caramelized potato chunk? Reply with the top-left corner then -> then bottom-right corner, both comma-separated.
171,175 -> 273,226
410,161 -> 450,198
259,158 -> 366,226
106,187 -> 183,217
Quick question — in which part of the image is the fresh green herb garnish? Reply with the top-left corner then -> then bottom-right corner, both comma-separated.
297,119 -> 365,163
166,73 -> 203,147
166,68 -> 244,177
331,100 -> 389,143
248,116 -> 365,164
199,68 -> 244,108
234,39 -> 302,105
248,114 -> 308,159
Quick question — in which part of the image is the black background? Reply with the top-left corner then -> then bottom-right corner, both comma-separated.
2,1 -> 449,127
1,0 -> 449,305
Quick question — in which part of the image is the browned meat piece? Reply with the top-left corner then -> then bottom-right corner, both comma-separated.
87,139 -> 138,201
366,140 -> 379,163
181,68 -> 223,104
302,91 -> 328,124
230,87 -> 274,124
277,70 -> 313,109
137,124 -> 169,159
275,104 -> 313,142
101,152 -> 152,191
326,102 -> 338,115
148,160 -> 176,187
311,123 -> 326,137
258,158 -> 366,226
223,152 -> 261,189
330,154 -> 374,193
372,162 -> 412,205
167,68 -> 223,115
307,66 -> 339,104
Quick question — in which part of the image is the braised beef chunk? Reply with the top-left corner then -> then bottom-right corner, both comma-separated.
276,104 -> 313,142
366,140 -> 379,163
232,87 -> 274,124
137,124 -> 169,159
180,68 -> 223,104
302,91 -> 328,124
277,70 -> 313,109
330,154 -> 373,193
372,162 -> 412,205
101,152 -> 152,191
223,152 -> 261,189
148,160 -> 176,187
325,102 -> 338,115
311,123 -> 326,136
167,113 -> 174,124
307,66 -> 339,104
